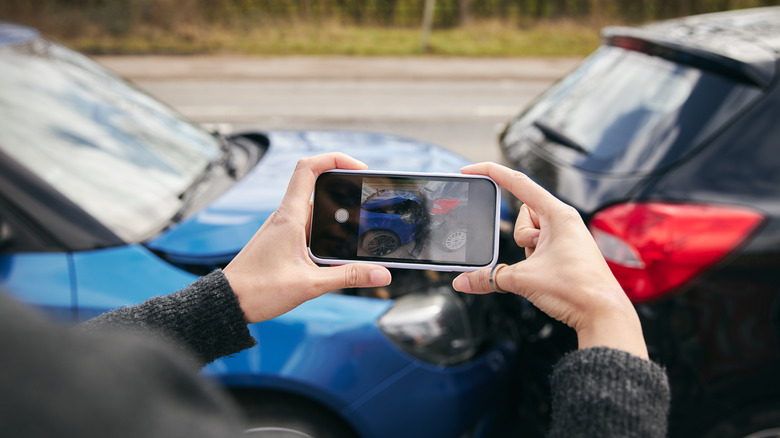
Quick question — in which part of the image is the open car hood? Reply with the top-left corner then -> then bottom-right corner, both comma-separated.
145,130 -> 471,265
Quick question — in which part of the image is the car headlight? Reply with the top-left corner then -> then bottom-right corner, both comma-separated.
400,212 -> 417,224
378,285 -> 476,367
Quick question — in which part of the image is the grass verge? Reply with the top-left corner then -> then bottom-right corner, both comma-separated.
43,20 -> 602,56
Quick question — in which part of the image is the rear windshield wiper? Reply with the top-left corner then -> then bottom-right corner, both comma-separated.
533,120 -> 589,155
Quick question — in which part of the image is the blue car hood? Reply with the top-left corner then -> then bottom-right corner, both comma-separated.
145,131 -> 471,263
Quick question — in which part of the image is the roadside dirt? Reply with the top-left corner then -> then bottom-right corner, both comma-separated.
95,55 -> 582,81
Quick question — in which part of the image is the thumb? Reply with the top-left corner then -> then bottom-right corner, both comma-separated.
315,264 -> 392,292
452,266 -> 496,294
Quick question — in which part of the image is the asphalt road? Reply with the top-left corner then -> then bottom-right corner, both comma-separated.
98,55 -> 582,163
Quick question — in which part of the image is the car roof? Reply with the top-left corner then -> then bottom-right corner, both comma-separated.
0,22 -> 39,47
603,7 -> 779,87
363,190 -> 420,208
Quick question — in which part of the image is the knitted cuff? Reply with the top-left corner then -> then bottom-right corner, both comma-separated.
82,270 -> 257,365
167,269 -> 257,363
548,347 -> 670,438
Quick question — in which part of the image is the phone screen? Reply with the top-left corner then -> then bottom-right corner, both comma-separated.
309,171 -> 499,270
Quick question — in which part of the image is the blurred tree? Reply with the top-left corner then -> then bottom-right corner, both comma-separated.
460,0 -> 471,25
421,0 -> 435,49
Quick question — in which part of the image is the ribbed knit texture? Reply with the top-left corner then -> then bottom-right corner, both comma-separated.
549,347 -> 670,438
1,272 -> 671,437
0,274 -> 248,438
81,269 -> 257,365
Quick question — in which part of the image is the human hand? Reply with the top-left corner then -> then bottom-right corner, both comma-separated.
223,153 -> 392,324
452,163 -> 648,360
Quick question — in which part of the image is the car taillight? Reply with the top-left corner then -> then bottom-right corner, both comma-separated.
590,202 -> 764,303
431,199 -> 461,215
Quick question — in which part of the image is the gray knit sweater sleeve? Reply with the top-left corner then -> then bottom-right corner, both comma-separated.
82,270 -> 257,365
548,347 -> 670,438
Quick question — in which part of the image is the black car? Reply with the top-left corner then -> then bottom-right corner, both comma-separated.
499,7 -> 780,438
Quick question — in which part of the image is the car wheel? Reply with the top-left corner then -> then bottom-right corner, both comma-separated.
443,229 -> 467,251
236,392 -> 358,438
702,405 -> 780,438
362,230 -> 400,256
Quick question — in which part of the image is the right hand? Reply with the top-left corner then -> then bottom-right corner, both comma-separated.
452,162 -> 648,360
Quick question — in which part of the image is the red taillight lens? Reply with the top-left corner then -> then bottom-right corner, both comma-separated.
431,199 -> 461,215
590,202 -> 764,303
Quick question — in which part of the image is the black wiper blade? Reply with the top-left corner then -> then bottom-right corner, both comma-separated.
211,131 -> 238,179
533,120 -> 589,155
171,163 -> 214,223
170,132 -> 238,224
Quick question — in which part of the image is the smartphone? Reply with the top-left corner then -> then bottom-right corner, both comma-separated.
308,169 -> 500,272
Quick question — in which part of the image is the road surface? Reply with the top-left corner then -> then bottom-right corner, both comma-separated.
97,56 -> 582,163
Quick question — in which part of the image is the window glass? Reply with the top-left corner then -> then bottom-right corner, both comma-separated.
502,46 -> 762,174
0,38 -> 220,241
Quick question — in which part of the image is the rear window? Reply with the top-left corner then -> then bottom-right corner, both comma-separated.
501,46 -> 762,175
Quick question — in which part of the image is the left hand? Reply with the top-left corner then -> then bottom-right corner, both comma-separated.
223,153 -> 392,323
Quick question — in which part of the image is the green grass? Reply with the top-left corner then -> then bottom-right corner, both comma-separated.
5,0 -> 773,56
426,20 -> 601,56
49,20 -> 601,56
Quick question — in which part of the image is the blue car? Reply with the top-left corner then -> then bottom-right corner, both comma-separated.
359,190 -> 424,256
0,22 -> 520,438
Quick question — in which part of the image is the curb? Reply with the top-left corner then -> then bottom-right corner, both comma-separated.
95,55 -> 582,81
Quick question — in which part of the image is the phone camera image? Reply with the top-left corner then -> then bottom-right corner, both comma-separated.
357,177 -> 469,264
310,170 -> 499,271
310,175 -> 363,259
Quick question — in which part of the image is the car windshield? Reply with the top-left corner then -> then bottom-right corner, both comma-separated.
502,45 -> 762,175
0,37 -> 221,241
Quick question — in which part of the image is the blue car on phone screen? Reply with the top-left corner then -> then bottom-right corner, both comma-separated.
359,190 -> 424,256
0,22 -> 521,438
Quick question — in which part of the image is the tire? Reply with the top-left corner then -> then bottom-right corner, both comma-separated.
443,229 -> 467,251
235,391 -> 358,438
361,230 -> 400,256
702,405 -> 780,438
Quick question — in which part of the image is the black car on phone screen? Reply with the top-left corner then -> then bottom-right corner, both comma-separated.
500,7 -> 780,438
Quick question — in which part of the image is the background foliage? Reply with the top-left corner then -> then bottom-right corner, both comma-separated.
1,0 -> 778,55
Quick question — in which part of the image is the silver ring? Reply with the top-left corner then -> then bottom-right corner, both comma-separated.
489,263 -> 510,293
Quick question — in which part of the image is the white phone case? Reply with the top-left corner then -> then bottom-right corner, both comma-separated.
308,169 -> 501,272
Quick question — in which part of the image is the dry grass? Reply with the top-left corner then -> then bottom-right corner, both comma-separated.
426,19 -> 602,56
14,15 -> 602,56
3,0 -> 771,56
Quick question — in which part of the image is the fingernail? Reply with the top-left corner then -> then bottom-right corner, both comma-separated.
453,275 -> 472,293
370,269 -> 391,286
532,236 -> 539,246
